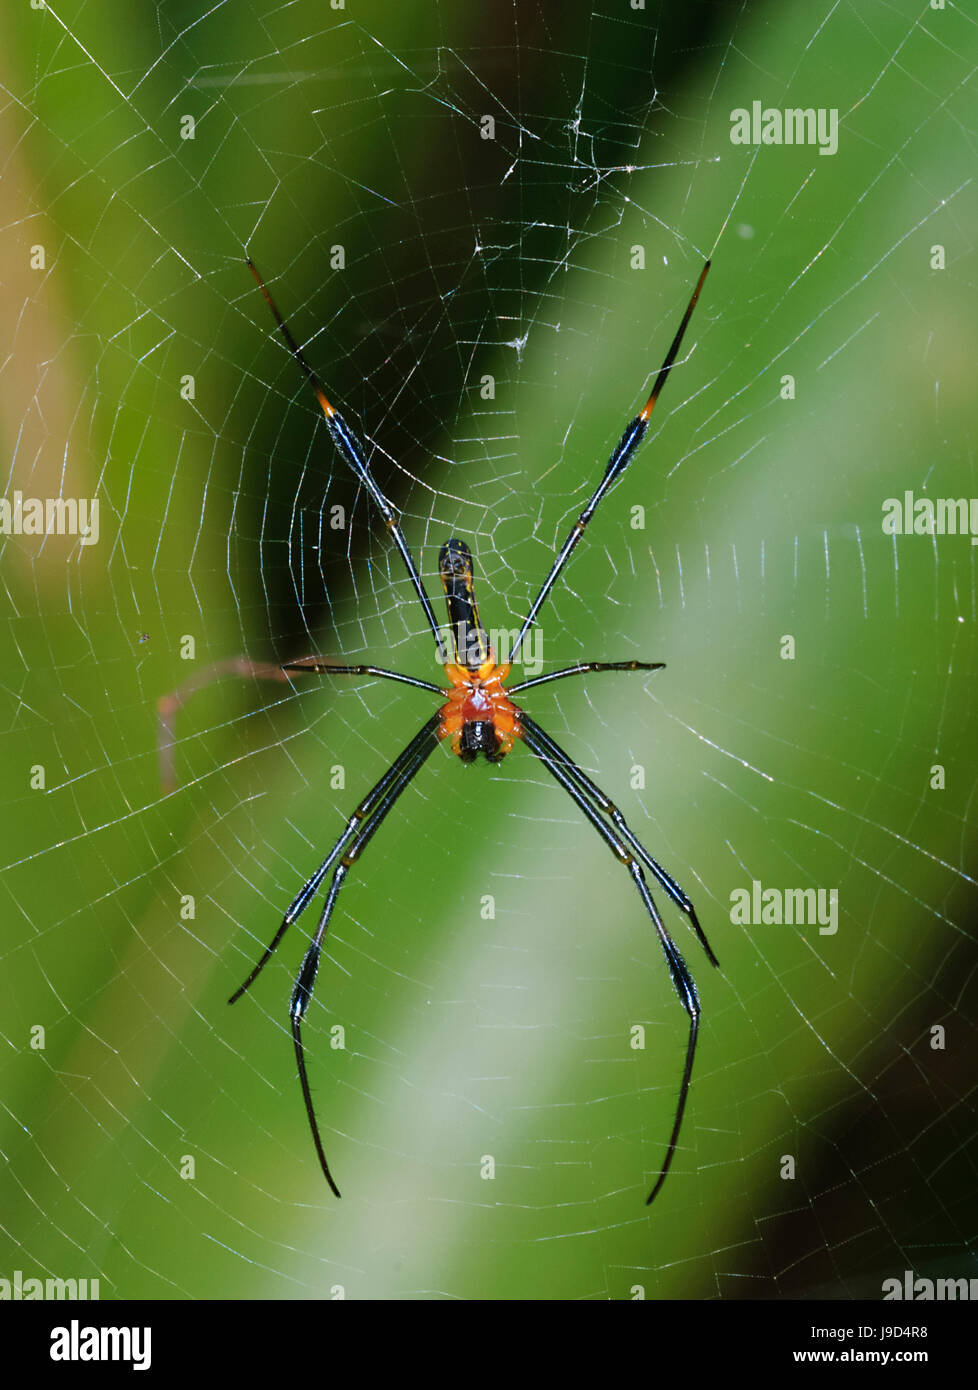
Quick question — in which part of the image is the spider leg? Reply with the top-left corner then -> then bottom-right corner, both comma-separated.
228,715 -> 441,1004
290,721 -> 441,1196
247,258 -> 443,649
520,713 -> 718,966
510,259 -> 710,665
520,717 -> 707,1206
508,660 -> 663,696
282,660 -> 442,694
158,657 -> 306,796
628,864 -> 700,1208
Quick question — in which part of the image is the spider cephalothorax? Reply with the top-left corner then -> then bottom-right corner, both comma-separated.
438,653 -> 523,762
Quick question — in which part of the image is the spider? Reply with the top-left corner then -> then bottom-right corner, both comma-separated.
232,255 -> 717,1207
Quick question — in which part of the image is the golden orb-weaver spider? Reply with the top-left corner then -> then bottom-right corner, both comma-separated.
232,257 -> 716,1206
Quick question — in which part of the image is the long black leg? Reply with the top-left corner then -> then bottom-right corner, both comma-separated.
228,715 -> 441,1004
520,713 -> 718,967
509,660 -> 663,696
627,861 -> 700,1208
290,722 -> 441,1196
510,260 -> 710,664
520,717 -> 707,1206
247,258 -> 443,649
282,659 -> 442,694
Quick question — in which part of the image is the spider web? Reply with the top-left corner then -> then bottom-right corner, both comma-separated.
1,0 -> 977,1301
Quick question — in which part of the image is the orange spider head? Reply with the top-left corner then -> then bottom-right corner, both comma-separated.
438,652 -> 523,763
